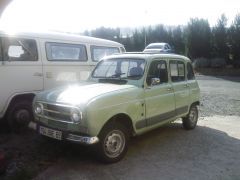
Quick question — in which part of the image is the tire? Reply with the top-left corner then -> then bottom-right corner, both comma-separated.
6,100 -> 33,133
182,105 -> 198,130
95,121 -> 129,163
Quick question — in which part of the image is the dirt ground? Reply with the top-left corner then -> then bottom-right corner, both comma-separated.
0,75 -> 240,180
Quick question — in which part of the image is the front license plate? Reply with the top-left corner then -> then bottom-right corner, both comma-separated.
39,126 -> 62,140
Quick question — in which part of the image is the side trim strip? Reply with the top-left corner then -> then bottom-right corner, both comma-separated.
135,106 -> 189,129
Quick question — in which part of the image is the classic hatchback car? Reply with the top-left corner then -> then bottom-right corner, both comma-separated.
29,53 -> 200,163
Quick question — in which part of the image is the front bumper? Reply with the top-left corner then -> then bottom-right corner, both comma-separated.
28,121 -> 99,145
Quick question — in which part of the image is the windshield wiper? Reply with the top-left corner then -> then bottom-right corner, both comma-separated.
98,78 -> 127,84
127,74 -> 142,79
111,73 -> 126,78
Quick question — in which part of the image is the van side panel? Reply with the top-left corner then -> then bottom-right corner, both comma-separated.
0,36 -> 43,117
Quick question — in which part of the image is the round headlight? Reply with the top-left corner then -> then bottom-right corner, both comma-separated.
34,103 -> 43,115
70,109 -> 82,123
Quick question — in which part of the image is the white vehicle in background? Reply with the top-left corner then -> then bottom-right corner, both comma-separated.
0,31 -> 125,131
143,43 -> 174,53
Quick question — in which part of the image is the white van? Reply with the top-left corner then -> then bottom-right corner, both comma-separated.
0,31 -> 125,130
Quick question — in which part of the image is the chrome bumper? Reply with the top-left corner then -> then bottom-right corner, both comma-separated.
28,121 -> 99,145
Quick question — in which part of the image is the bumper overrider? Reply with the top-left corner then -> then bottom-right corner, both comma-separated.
28,121 -> 99,145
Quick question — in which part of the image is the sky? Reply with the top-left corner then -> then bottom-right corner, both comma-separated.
0,0 -> 239,33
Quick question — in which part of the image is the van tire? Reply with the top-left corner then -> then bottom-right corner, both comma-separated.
182,105 -> 198,130
6,100 -> 33,133
95,121 -> 129,163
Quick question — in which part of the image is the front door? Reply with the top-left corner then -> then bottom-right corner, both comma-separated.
145,60 -> 175,127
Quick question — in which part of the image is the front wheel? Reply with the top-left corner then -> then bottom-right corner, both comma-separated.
95,122 -> 129,163
6,100 -> 33,132
182,105 -> 198,130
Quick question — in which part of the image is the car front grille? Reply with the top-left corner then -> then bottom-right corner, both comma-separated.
40,102 -> 74,123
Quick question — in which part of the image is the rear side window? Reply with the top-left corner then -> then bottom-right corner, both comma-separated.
187,62 -> 195,80
91,46 -> 119,62
2,37 -> 38,61
46,42 -> 87,61
170,60 -> 185,82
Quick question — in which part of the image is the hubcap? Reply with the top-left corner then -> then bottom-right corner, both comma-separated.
189,108 -> 197,123
103,130 -> 125,158
14,109 -> 30,125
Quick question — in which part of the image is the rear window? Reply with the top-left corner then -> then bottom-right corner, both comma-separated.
91,46 -> 119,62
46,42 -> 87,61
2,37 -> 38,61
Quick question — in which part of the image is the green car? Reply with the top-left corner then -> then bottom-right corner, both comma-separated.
29,53 -> 200,163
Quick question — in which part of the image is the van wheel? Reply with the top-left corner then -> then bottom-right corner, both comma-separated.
95,122 -> 129,163
182,105 -> 198,130
6,100 -> 33,132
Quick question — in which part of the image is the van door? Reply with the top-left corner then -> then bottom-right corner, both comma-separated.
0,37 -> 43,117
144,60 -> 175,128
169,60 -> 190,116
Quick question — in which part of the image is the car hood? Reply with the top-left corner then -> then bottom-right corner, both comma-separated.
37,82 -> 135,106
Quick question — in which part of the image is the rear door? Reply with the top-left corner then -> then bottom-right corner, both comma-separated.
169,59 -> 190,116
144,59 -> 175,127
0,36 -> 43,116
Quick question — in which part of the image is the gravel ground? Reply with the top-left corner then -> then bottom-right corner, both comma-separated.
0,75 -> 240,180
197,76 -> 240,116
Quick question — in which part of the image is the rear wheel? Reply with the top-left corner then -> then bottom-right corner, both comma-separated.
95,122 -> 129,163
182,105 -> 198,130
6,100 -> 33,133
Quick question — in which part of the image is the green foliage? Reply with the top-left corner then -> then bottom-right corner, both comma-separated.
83,14 -> 240,67
228,14 -> 240,64
186,18 -> 211,59
212,14 -> 228,59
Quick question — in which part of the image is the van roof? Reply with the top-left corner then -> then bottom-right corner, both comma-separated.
0,31 -> 123,46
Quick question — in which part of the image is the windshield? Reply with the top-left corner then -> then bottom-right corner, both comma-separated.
92,58 -> 145,79
146,45 -> 164,49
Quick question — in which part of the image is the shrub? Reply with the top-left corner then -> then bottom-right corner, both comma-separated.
210,58 -> 226,68
192,57 -> 210,68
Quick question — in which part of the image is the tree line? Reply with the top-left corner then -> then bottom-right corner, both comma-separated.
83,14 -> 240,65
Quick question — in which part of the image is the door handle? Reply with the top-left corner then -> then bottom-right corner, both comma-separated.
167,88 -> 172,91
184,84 -> 189,88
33,72 -> 43,77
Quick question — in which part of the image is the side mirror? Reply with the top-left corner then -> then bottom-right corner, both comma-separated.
151,78 -> 160,86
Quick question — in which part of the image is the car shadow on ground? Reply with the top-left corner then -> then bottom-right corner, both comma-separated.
34,122 -> 240,180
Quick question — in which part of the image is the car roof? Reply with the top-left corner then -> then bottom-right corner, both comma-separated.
147,42 -> 168,46
103,52 -> 191,62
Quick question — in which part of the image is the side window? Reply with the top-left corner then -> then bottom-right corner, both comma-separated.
120,47 -> 126,53
187,62 -> 195,80
2,37 -> 38,61
147,60 -> 168,86
170,60 -> 185,82
91,46 -> 120,62
46,42 -> 87,61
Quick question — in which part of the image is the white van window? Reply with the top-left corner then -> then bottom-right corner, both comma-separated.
46,42 -> 87,61
2,37 -> 38,61
91,46 -> 119,62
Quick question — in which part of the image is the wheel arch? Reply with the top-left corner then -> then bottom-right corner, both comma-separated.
3,93 -> 36,118
191,101 -> 200,107
99,113 -> 135,137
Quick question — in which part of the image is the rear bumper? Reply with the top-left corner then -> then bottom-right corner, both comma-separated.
28,121 -> 99,145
